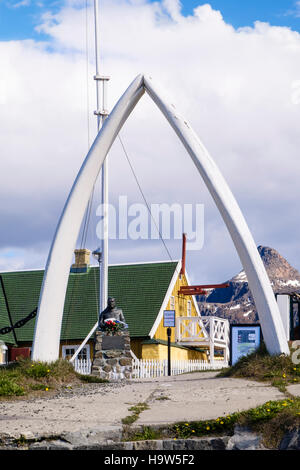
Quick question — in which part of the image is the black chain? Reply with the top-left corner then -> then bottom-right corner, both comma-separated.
0,308 -> 37,335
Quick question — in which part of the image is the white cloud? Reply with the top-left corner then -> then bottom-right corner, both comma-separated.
11,0 -> 31,8
1,0 -> 300,282
293,1 -> 300,17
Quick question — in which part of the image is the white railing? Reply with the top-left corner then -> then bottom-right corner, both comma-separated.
176,316 -> 230,363
176,316 -> 209,344
202,316 -> 229,345
73,358 -> 92,375
131,359 -> 228,379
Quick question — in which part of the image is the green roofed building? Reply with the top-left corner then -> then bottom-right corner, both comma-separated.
0,249 -> 208,363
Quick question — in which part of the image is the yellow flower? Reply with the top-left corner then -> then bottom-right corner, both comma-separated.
220,421 -> 224,425
45,388 -> 49,391
282,374 -> 286,378
192,430 -> 195,433
282,403 -> 287,407
47,369 -> 50,372
206,426 -> 210,431
267,409 -> 271,412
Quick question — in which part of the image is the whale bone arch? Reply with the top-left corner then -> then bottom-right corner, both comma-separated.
31,74 -> 289,362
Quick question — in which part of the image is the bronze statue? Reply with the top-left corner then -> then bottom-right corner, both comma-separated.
98,297 -> 127,331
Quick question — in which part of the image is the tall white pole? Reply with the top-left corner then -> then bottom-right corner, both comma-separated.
93,0 -> 109,315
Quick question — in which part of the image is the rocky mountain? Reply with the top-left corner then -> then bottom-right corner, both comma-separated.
197,246 -> 300,324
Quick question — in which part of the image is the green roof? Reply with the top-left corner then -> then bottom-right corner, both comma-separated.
0,278 -> 15,344
0,261 -> 178,345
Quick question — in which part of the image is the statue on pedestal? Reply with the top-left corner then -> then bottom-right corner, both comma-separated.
98,297 -> 128,332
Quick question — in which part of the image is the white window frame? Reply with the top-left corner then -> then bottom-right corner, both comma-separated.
62,344 -> 90,361
170,295 -> 175,310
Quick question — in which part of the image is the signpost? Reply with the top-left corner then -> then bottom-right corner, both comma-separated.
164,310 -> 175,376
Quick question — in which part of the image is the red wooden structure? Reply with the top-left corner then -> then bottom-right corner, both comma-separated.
179,233 -> 229,295
178,283 -> 230,296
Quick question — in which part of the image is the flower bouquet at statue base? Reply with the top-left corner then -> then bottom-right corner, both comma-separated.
103,318 -> 128,336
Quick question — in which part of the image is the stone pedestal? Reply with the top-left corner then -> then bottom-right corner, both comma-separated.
91,330 -> 132,381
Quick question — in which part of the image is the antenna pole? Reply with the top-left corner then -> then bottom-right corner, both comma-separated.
93,0 -> 109,316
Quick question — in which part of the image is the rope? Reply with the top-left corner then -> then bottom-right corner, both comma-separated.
117,134 -> 189,305
118,133 -> 174,262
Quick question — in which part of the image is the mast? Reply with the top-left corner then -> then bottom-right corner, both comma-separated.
68,0 -> 109,364
93,0 -> 109,315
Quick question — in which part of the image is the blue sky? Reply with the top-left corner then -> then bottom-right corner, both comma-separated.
181,0 -> 300,30
0,0 -> 299,42
1,0 -> 300,281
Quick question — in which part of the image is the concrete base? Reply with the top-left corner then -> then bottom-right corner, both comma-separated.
91,330 -> 132,381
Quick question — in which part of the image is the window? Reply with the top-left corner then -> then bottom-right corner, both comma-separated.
187,300 -> 192,317
62,345 -> 90,361
170,295 -> 175,310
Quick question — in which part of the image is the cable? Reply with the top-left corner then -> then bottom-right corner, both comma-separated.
118,135 -> 189,307
118,133 -> 174,262
117,133 -> 190,305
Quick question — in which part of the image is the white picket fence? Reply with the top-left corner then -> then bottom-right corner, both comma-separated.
131,359 -> 228,379
73,358 -> 92,375
73,358 -> 228,378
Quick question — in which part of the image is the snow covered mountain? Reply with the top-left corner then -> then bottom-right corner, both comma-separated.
197,246 -> 300,324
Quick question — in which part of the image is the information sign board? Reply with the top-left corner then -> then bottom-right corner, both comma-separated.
230,324 -> 261,366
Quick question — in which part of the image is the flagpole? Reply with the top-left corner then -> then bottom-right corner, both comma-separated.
93,0 -> 109,316
69,0 -> 109,363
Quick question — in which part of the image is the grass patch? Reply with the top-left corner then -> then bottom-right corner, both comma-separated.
218,343 -> 300,392
128,426 -> 162,441
122,402 -> 149,425
126,398 -> 300,448
171,397 -> 300,449
0,376 -> 25,397
0,358 -> 108,399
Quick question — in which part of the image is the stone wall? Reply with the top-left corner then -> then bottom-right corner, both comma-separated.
91,330 -> 132,380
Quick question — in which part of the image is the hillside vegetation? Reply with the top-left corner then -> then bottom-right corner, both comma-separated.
0,358 -> 107,399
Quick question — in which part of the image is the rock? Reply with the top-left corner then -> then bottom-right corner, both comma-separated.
104,350 -> 123,358
94,351 -> 103,359
119,358 -> 132,366
59,426 -> 123,448
107,358 -> 118,366
279,428 -> 300,450
92,330 -> 132,380
161,437 -> 229,450
226,426 -> 265,450
92,358 -> 105,367
198,245 -> 300,325
133,440 -> 163,450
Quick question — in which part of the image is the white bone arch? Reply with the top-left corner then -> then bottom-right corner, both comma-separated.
31,74 -> 290,362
